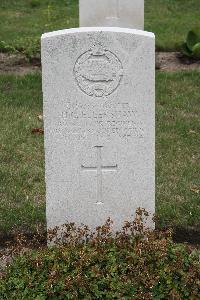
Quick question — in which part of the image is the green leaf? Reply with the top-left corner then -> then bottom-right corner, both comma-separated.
181,42 -> 192,57
186,30 -> 199,51
192,42 -> 200,58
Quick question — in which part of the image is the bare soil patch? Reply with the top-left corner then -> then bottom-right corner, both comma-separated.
156,52 -> 200,71
0,53 -> 40,75
0,52 -> 200,74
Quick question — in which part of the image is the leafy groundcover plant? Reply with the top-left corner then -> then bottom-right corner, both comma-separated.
0,209 -> 199,299
182,29 -> 200,59
0,37 -> 40,63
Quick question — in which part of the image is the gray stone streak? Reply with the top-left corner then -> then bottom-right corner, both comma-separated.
106,0 -> 120,21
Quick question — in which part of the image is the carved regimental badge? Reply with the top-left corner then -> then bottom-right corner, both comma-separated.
74,45 -> 123,97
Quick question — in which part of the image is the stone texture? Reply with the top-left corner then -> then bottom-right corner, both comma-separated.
79,0 -> 144,30
41,27 -> 155,232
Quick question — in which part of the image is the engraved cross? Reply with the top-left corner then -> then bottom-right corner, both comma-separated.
81,146 -> 118,205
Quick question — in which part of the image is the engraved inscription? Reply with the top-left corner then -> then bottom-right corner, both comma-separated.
81,146 -> 118,204
74,45 -> 123,97
61,102 -> 144,139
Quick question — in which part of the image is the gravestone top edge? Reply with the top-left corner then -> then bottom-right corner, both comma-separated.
41,27 -> 155,40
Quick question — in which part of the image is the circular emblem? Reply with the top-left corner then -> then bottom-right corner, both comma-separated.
74,45 -> 123,97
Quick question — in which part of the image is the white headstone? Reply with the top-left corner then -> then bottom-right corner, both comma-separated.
79,0 -> 144,30
42,27 -> 155,232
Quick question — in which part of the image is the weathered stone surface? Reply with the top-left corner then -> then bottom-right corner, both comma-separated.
79,0 -> 144,30
42,27 -> 155,232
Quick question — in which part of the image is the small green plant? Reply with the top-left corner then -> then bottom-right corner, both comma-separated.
0,40 -> 17,53
22,37 -> 41,63
182,29 -> 200,59
0,38 -> 40,62
15,37 -> 41,62
0,209 -> 199,299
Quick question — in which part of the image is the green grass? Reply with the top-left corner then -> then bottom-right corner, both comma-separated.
0,0 -> 78,59
0,74 -> 45,233
156,71 -> 200,229
0,0 -> 200,57
0,72 -> 199,234
145,0 -> 200,50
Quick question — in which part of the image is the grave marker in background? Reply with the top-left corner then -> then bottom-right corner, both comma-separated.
79,0 -> 144,30
42,27 -> 155,231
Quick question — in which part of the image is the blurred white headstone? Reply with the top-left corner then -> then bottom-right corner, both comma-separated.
79,0 -> 144,30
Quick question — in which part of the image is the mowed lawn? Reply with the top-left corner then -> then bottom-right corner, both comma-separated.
0,72 -> 199,234
0,0 -> 200,55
